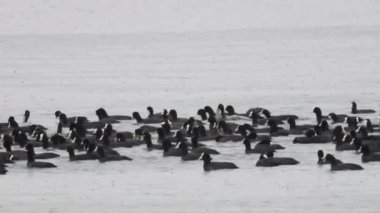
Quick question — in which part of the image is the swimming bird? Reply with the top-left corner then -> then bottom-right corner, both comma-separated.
324,154 -> 363,171
95,108 -> 131,122
248,110 -> 267,126
204,106 -> 216,118
256,151 -> 299,167
217,120 -> 238,135
357,126 -> 380,142
334,133 -> 357,151
55,111 -> 89,127
243,138 -> 284,154
178,142 -> 202,161
8,116 -> 19,128
225,105 -> 251,118
243,138 -> 274,154
360,145 -> 380,163
0,163 -> 7,174
144,132 -> 162,151
24,110 -> 30,123
66,145 -> 97,161
147,106 -> 163,119
365,119 -> 379,133
101,132 -> 134,148
114,132 -> 144,146
137,125 -> 158,133
351,102 -> 376,114
97,146 -> 132,163
168,109 -> 189,123
313,107 -> 329,124
200,153 -> 238,171
287,117 -> 315,135
261,109 -> 298,122
293,127 -> 332,144
246,107 -> 266,118
132,111 -> 162,124
191,126 -> 218,142
197,109 -> 208,121
267,119 -> 289,136
345,116 -> 363,130
26,144 -> 57,168
162,139 -> 183,157
328,113 -> 347,123
317,150 -> 342,165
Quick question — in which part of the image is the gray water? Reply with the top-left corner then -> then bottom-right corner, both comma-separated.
1,26 -> 380,212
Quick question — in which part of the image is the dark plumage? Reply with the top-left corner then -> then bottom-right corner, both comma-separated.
143,132 -> 162,151
335,133 -> 356,151
267,119 -> 289,136
0,163 -> 8,175
200,153 -> 238,171
256,151 -> 299,167
324,154 -> 363,171
351,102 -> 375,114
361,145 -> 380,163
293,135 -> 332,144
26,144 -> 57,168
313,107 -> 329,124
317,150 -> 342,165
97,146 -> 132,163
162,139 -> 183,157
328,113 -> 347,123
24,110 -> 30,123
96,108 -> 132,121
287,117 -> 315,135
178,142 -> 202,161
243,138 -> 284,154
132,111 -> 162,124
66,146 -> 97,161
147,106 -> 163,119
261,109 -> 298,122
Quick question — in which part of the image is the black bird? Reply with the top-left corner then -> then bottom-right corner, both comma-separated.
200,153 -> 238,171
324,154 -> 363,171
24,110 -> 30,123
261,109 -> 298,122
0,163 -> 8,175
351,102 -> 375,114
66,146 -> 97,161
97,146 -> 132,163
96,108 -> 132,121
26,144 -> 57,168
162,139 -> 183,157
317,150 -> 342,165
144,132 -> 162,151
287,117 -> 315,135
328,113 -> 347,123
147,106 -> 163,119
361,145 -> 380,163
313,107 -> 329,124
243,138 -> 284,154
178,142 -> 202,161
132,111 -> 162,124
256,151 -> 299,167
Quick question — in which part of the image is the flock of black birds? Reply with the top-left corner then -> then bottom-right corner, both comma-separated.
1,101 -> 380,174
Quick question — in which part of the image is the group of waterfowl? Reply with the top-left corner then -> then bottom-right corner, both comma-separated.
1,101 -> 379,174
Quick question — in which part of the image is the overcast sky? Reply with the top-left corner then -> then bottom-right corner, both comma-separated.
0,0 -> 379,34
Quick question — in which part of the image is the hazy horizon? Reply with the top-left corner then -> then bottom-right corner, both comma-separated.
1,0 -> 379,35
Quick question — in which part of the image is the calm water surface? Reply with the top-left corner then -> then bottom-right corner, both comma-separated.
1,26 -> 380,212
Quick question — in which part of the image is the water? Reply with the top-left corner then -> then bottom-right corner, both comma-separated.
1,26 -> 380,212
